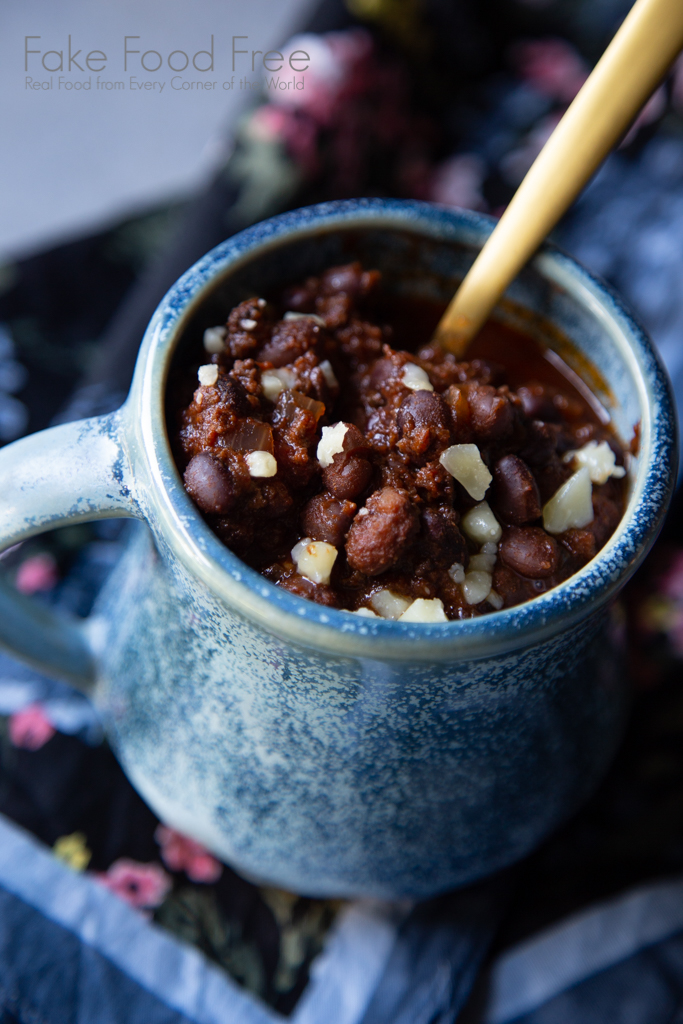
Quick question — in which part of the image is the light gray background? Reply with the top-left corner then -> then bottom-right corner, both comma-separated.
0,0 -> 315,260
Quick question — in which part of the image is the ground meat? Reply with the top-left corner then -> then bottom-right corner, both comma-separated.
224,298 -> 273,359
174,262 -> 626,619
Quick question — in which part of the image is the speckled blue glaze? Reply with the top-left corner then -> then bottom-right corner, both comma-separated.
0,200 -> 677,899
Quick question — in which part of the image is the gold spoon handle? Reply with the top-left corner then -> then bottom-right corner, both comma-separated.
434,0 -> 683,357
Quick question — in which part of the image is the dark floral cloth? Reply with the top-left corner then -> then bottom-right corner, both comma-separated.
2,0 -> 683,1016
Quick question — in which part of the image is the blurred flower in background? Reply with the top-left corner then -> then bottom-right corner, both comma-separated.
95,858 -> 172,911
8,703 -> 56,750
155,825 -> 223,883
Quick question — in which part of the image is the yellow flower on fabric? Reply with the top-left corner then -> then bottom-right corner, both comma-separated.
53,832 -> 92,872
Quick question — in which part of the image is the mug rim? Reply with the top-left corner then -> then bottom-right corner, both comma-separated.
129,198 -> 677,662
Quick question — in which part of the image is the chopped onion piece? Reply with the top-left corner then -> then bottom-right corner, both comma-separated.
401,364 -> 434,392
439,444 -> 492,500
197,364 -> 218,387
462,502 -> 502,544
203,326 -> 226,354
398,598 -> 448,622
319,360 -> 339,389
462,571 -> 492,605
281,389 -> 325,424
448,562 -> 466,584
563,440 -> 626,484
291,538 -> 337,585
317,422 -> 348,468
543,467 -> 593,534
370,590 -> 411,620
246,451 -> 277,477
224,419 -> 274,453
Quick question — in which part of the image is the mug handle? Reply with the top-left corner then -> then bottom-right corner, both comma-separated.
0,408 -> 142,693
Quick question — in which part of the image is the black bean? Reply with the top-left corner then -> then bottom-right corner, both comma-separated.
345,487 -> 419,575
493,455 -> 541,525
302,493 -> 357,547
421,507 -> 469,568
517,385 -> 561,422
397,391 -> 451,439
519,420 -> 559,465
467,384 -> 514,441
499,526 -> 559,579
443,385 -> 472,441
320,262 -> 365,295
184,453 -> 235,514
322,423 -> 372,500
323,455 -> 372,500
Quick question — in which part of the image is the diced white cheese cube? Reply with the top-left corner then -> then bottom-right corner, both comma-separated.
203,326 -> 226,354
462,570 -> 492,605
260,367 -> 298,402
291,538 -> 338,585
487,590 -> 504,610
398,598 -> 448,622
257,298 -> 266,308
370,590 -> 412,620
197,364 -> 219,387
563,440 -> 626,484
284,311 -> 326,327
461,501 -> 502,544
439,444 -> 492,501
317,422 -> 348,468
448,562 -> 466,584
543,467 -> 593,534
245,451 -> 277,478
239,318 -> 257,331
468,551 -> 497,573
261,371 -> 285,402
401,364 -> 434,392
353,607 -> 379,618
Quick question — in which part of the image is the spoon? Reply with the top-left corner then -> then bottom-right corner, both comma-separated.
434,0 -> 683,357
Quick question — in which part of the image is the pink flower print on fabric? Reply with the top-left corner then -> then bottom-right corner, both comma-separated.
155,825 -> 223,883
94,859 -> 172,910
9,703 -> 56,750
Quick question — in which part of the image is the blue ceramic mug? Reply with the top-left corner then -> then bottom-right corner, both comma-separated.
0,200 -> 676,899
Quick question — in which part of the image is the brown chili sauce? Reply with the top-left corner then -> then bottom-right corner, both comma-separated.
172,262 -> 626,620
